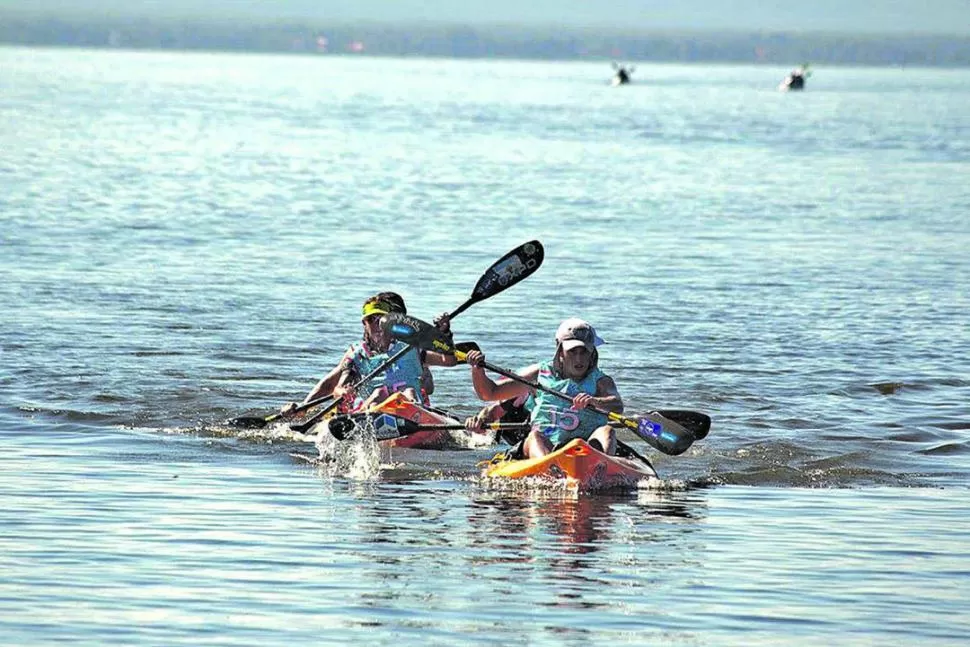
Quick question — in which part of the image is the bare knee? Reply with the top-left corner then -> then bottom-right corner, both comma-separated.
590,425 -> 616,454
524,430 -> 552,458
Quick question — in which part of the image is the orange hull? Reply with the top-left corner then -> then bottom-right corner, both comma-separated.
484,439 -> 657,490
365,392 -> 457,449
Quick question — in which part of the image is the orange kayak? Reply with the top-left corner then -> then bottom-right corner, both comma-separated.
339,392 -> 459,449
483,438 -> 658,490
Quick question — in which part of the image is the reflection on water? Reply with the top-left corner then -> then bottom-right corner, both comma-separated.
473,490 -> 703,547
465,489 -> 707,581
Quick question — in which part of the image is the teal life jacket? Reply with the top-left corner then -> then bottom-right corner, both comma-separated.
529,360 -> 609,445
345,339 -> 424,407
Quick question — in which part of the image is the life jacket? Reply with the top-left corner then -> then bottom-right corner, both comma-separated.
529,360 -> 609,445
343,339 -> 424,410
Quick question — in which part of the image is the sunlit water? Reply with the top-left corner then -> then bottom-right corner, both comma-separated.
2,47 -> 969,644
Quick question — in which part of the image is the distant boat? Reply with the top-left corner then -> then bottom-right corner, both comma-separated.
779,64 -> 812,91
610,61 -> 634,86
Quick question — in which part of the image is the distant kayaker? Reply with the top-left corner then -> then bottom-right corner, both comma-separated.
464,318 -> 623,457
611,61 -> 634,86
280,292 -> 455,415
779,64 -> 810,91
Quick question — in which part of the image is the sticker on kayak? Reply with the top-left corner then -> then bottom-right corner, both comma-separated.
372,414 -> 402,441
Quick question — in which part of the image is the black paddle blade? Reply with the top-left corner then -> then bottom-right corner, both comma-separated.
454,341 -> 480,358
226,415 -> 271,429
327,413 -> 418,442
615,439 -> 652,465
229,395 -> 334,431
657,410 -> 712,441
326,414 -> 360,441
469,240 -> 544,304
634,416 -> 696,456
381,313 -> 454,354
495,425 -> 529,447
290,408 -> 331,434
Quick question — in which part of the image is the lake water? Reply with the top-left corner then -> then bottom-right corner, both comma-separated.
2,47 -> 969,645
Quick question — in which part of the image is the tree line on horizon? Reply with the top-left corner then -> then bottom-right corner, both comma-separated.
2,15 -> 969,67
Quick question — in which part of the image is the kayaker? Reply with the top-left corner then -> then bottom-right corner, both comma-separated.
464,394 -> 531,445
611,61 -> 633,85
465,394 -> 530,429
280,292 -> 455,415
465,318 -> 623,457
779,64 -> 810,91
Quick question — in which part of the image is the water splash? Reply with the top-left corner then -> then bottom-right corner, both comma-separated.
312,419 -> 383,481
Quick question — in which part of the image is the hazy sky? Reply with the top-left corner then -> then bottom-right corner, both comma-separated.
4,0 -> 970,34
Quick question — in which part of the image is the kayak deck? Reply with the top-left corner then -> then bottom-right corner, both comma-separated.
366,392 -> 457,448
483,438 -> 658,491
318,392 -> 461,449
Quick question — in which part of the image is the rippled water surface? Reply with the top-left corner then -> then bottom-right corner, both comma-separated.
2,48 -> 969,644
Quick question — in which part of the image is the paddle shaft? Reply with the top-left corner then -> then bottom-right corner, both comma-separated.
406,422 -> 528,432
457,350 -> 624,419
446,298 -> 476,320
227,393 -> 335,428
272,394 -> 332,422
382,314 -> 703,454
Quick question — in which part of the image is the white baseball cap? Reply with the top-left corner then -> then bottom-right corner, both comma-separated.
555,318 -> 605,352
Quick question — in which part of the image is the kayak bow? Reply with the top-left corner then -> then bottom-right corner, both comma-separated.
483,438 -> 658,491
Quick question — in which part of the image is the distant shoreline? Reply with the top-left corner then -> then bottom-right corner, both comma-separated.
3,16 -> 969,67
8,44 -> 970,72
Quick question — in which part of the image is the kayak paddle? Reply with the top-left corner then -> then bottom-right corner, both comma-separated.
288,241 -> 544,434
226,394 -> 333,429
445,240 -> 544,319
383,314 -> 707,456
227,342 -> 481,430
327,412 -> 529,442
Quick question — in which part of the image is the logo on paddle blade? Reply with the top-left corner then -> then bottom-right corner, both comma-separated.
638,419 -> 663,437
476,255 -> 539,294
494,256 -> 529,287
388,321 -> 418,339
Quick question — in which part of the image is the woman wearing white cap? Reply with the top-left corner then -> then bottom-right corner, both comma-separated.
464,318 -> 623,457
